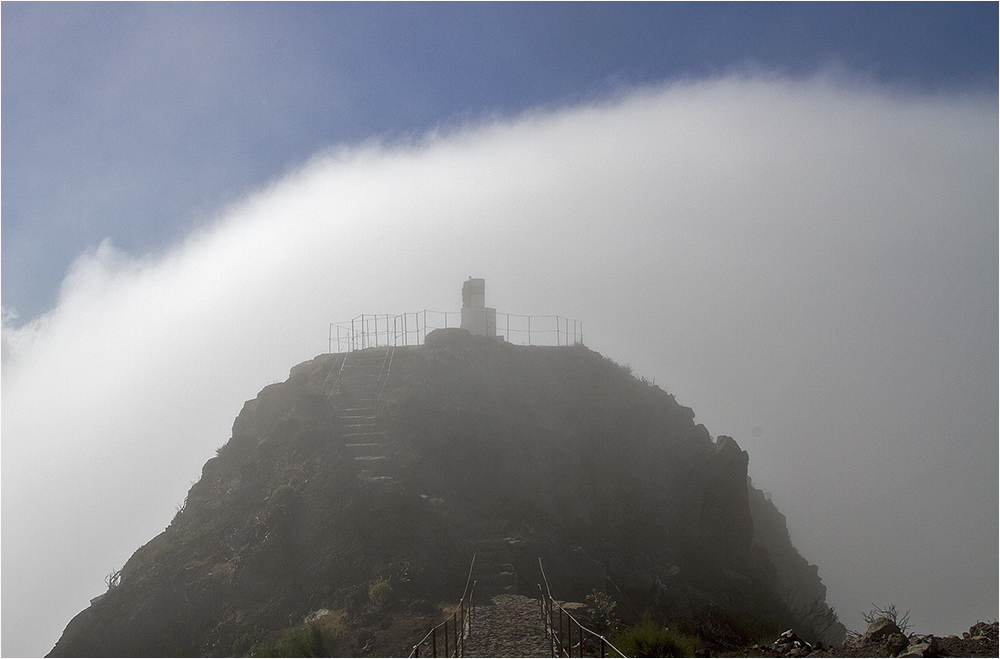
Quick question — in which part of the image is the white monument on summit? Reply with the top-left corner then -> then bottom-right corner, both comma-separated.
460,278 -> 497,337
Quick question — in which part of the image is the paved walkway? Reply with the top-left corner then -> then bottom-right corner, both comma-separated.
463,594 -> 551,658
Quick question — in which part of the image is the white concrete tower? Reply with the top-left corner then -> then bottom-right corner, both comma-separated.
460,278 -> 496,337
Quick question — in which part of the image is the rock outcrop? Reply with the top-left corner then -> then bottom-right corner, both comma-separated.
730,620 -> 999,657
747,481 -> 847,646
49,331 -> 839,656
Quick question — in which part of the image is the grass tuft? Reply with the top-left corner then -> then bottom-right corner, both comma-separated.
613,613 -> 702,657
249,623 -> 329,657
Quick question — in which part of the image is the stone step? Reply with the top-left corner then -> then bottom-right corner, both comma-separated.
346,443 -> 383,456
353,455 -> 392,477
357,474 -> 395,486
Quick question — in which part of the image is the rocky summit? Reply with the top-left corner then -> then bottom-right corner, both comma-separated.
49,329 -> 843,657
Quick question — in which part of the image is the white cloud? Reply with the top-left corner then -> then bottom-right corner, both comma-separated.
2,74 -> 996,656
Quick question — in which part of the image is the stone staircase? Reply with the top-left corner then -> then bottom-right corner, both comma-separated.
462,594 -> 550,658
476,559 -> 518,596
468,536 -> 532,598
331,347 -> 395,484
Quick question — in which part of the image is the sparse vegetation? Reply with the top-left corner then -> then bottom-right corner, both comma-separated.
862,603 -> 911,634
585,590 -> 618,632
613,613 -> 702,658
249,623 -> 328,657
104,567 -> 121,590
269,483 -> 298,503
602,354 -> 634,378
791,594 -> 844,645
368,577 -> 393,612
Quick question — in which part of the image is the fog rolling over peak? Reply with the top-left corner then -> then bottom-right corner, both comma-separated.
47,336 -> 846,656
2,75 -> 997,657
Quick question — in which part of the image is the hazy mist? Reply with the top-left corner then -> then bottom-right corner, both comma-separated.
3,74 -> 997,656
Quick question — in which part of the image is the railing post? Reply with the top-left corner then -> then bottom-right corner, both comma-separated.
564,609 -> 569,658
432,626 -> 437,658
559,607 -> 564,657
545,598 -> 556,657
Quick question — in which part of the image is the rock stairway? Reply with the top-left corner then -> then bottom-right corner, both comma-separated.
332,347 -> 394,484
474,558 -> 519,597
464,594 -> 550,658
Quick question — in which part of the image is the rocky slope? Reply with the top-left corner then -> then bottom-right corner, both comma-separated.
720,619 -> 998,657
49,329 -> 841,656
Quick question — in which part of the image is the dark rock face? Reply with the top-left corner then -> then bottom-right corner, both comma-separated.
747,482 -> 847,647
49,334 -> 836,656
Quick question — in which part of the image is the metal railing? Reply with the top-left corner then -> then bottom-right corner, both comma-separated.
329,311 -> 583,353
538,559 -> 625,658
409,556 -> 478,658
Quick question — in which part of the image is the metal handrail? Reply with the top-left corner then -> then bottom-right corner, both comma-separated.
321,352 -> 349,405
538,559 -> 626,658
408,555 -> 478,657
329,310 -> 583,352
375,344 -> 395,406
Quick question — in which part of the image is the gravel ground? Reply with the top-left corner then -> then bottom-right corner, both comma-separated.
463,594 -> 552,658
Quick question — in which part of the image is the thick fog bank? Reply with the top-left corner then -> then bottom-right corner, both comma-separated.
3,75 -> 996,656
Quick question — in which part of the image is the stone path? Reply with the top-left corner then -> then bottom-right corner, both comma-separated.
464,594 -> 551,658
330,347 -> 396,485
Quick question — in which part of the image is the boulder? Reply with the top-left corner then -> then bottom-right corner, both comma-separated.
897,635 -> 939,658
884,632 -> 909,656
424,327 -> 473,349
967,621 -> 998,640
861,617 -> 903,644
770,629 -> 813,655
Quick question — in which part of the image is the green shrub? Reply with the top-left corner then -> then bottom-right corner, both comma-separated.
585,590 -> 618,631
368,578 -> 393,612
269,483 -> 298,504
250,624 -> 328,657
612,613 -> 701,658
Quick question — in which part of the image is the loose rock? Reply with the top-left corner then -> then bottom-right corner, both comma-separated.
861,617 -> 903,644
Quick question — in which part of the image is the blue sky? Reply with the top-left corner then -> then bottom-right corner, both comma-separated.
3,2 -> 996,321
2,4 -> 997,657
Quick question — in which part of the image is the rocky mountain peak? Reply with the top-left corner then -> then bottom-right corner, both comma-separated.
49,330 -> 842,656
